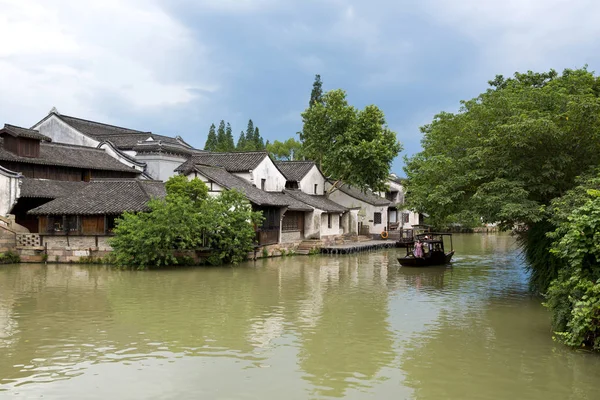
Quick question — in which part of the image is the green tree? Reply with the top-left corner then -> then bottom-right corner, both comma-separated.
309,74 -> 323,107
236,131 -> 247,151
225,122 -> 235,151
245,119 -> 255,151
403,67 -> 600,292
215,120 -> 227,152
545,181 -> 600,350
301,89 -> 401,193
254,127 -> 264,150
267,138 -> 304,161
204,123 -> 217,151
110,176 -> 263,269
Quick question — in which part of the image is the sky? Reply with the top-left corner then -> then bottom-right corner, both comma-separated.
1,0 -> 600,175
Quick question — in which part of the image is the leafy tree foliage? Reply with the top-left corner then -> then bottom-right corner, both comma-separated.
267,138 -> 304,160
309,74 -> 323,107
404,68 -> 600,229
204,123 -> 217,151
545,181 -> 600,350
110,176 -> 262,269
301,89 -> 401,192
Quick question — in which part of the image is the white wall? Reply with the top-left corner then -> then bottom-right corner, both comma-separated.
0,169 -> 20,216
299,165 -> 326,195
186,172 -> 224,197
320,212 -> 343,236
34,115 -> 100,147
98,143 -> 145,172
327,188 -> 388,235
137,153 -> 188,181
250,157 -> 286,191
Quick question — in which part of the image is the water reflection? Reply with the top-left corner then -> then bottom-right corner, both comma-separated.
0,234 -> 599,399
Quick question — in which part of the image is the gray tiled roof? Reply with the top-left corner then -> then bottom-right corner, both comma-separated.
20,178 -> 88,199
1,124 -> 51,141
336,183 -> 391,206
0,138 -> 140,173
284,190 -> 347,213
29,180 -> 166,215
131,141 -> 196,156
176,152 -> 268,174
275,161 -> 316,182
193,165 -> 311,210
55,114 -> 194,153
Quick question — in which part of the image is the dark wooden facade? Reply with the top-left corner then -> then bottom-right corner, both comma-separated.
0,161 -> 138,181
3,136 -> 40,158
255,206 -> 281,245
38,215 -> 118,236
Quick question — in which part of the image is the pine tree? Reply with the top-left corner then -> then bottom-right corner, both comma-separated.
204,124 -> 217,151
225,122 -> 235,151
254,127 -> 264,150
245,119 -> 255,151
237,131 -> 247,151
216,120 -> 226,152
309,74 -> 323,107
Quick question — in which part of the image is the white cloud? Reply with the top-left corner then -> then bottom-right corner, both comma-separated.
420,0 -> 600,71
0,0 -> 216,126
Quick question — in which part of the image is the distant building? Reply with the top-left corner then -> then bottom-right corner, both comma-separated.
32,109 -> 196,181
0,124 -> 142,232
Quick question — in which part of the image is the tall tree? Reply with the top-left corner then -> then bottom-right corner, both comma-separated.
215,120 -> 226,152
204,124 -> 217,151
236,131 -> 247,151
245,119 -> 255,151
301,89 -> 401,193
309,74 -> 323,107
225,122 -> 235,151
254,127 -> 264,150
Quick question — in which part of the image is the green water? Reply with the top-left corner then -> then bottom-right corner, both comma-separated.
1,234 -> 599,399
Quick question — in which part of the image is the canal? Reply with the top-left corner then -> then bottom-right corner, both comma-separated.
1,234 -> 599,399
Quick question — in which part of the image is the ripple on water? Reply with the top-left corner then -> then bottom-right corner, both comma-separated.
1,235 -> 600,400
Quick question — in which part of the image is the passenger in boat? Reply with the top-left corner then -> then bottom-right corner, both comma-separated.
413,240 -> 424,258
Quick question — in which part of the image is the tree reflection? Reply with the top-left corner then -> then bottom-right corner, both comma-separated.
295,254 -> 395,398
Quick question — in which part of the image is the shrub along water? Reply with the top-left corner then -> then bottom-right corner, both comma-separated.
109,176 -> 263,269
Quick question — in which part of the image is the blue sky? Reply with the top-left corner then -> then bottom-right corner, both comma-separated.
2,0 -> 600,175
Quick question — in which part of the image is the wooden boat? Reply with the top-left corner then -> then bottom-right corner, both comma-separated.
397,233 -> 454,267
396,224 -> 432,248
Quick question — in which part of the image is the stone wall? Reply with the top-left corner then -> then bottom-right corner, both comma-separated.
0,226 -> 16,253
281,230 -> 302,243
42,235 -> 113,263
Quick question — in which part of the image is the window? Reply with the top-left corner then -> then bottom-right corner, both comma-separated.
339,214 -> 343,229
328,213 -> 332,229
402,212 -> 410,223
261,179 -> 266,190
282,211 -> 302,231
374,212 -> 382,225
314,184 -> 318,194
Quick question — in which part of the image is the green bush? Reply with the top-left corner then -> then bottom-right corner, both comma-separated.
544,191 -> 600,350
0,251 -> 20,264
110,176 -> 262,269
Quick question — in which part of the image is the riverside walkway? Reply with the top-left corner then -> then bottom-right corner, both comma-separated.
320,240 -> 397,255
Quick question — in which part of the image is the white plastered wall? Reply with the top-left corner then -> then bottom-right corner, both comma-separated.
327,189 -> 388,235
299,165 -> 326,195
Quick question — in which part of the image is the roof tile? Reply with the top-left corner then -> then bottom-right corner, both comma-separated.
28,180 -> 166,215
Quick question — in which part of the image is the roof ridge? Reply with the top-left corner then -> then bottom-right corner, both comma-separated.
5,123 -> 40,132
59,114 -> 150,134
44,142 -> 106,151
